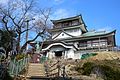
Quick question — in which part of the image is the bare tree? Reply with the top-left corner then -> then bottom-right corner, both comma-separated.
0,0 -> 51,53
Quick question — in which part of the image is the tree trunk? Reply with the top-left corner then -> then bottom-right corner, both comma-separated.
17,34 -> 21,53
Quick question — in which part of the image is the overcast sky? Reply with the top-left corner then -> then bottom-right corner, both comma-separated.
0,0 -> 120,45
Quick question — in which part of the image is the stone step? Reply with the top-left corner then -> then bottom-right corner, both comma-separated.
27,63 -> 45,77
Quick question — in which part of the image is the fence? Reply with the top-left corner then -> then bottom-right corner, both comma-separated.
40,56 -> 48,63
0,60 -> 7,79
8,57 -> 29,77
44,60 -> 68,78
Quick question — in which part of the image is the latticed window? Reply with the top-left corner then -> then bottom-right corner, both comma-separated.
63,22 -> 69,27
72,20 -> 79,26
78,41 -> 87,47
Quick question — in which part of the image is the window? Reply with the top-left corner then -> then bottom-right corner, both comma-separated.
100,42 -> 107,46
56,23 -> 61,28
62,34 -> 64,36
87,43 -> 92,47
78,42 -> 87,47
72,20 -> 79,26
73,29 -> 79,32
92,43 -> 99,47
63,22 -> 69,27
87,41 -> 92,47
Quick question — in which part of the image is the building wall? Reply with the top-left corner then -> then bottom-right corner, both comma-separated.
74,51 -> 83,59
48,51 -> 55,59
46,36 -> 115,59
78,38 -> 108,48
65,28 -> 82,36
66,49 -> 74,59
53,28 -> 82,40
54,32 -> 72,40
65,28 -> 82,37
46,48 -> 76,59
54,19 -> 80,28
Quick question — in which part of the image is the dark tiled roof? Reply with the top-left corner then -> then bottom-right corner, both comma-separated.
51,15 -> 81,24
47,30 -> 116,42
82,30 -> 116,37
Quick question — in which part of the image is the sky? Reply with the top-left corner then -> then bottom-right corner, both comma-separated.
36,0 -> 120,45
0,0 -> 120,45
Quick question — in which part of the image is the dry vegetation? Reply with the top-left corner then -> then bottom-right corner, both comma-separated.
64,51 -> 120,80
46,51 -> 120,80
87,51 -> 120,60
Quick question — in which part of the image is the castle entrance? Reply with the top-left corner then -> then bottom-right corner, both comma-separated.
55,51 -> 62,57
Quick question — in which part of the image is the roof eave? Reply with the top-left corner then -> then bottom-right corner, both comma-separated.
47,30 -> 116,42
51,15 -> 81,24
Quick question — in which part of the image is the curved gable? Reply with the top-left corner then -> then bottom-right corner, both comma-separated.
42,43 -> 73,51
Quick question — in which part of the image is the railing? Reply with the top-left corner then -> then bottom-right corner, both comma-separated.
0,56 -> 29,80
40,56 -> 48,63
0,60 -> 7,79
8,57 -> 29,77
78,45 -> 120,52
44,60 -> 68,78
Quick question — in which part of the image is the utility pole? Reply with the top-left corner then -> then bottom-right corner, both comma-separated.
25,18 -> 35,51
0,32 -> 1,41
26,20 -> 29,50
0,32 -> 1,46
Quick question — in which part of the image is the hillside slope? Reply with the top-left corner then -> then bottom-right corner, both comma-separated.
87,51 -> 120,60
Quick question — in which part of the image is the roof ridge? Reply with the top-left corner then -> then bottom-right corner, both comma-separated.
52,31 -> 62,40
95,31 -> 106,33
51,14 -> 81,21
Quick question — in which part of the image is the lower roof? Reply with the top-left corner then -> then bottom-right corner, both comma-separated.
42,42 -> 77,51
30,30 -> 116,48
82,30 -> 116,37
46,30 -> 116,42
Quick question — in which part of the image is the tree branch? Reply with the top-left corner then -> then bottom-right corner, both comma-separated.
18,0 -> 34,25
1,15 -> 11,33
20,28 -> 46,52
21,25 -> 34,34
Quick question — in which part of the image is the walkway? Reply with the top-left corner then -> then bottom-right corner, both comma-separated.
27,63 -> 46,79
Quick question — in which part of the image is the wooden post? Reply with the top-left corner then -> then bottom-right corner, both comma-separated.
57,60 -> 60,77
63,65 -> 65,78
45,61 -> 49,77
99,37 -> 101,51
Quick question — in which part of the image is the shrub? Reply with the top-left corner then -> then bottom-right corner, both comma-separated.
74,65 -> 81,73
15,54 -> 27,60
2,71 -> 13,80
81,53 -> 97,59
99,65 -> 120,80
76,61 -> 120,80
82,62 -> 95,76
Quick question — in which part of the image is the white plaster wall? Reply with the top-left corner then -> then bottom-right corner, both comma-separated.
65,28 -> 82,36
74,42 -> 79,48
50,46 -> 65,51
64,51 -> 68,59
67,49 -> 74,59
47,49 -> 82,59
48,51 -> 55,59
53,28 -> 82,40
54,32 -> 72,40
46,52 -> 49,57
74,52 -> 82,59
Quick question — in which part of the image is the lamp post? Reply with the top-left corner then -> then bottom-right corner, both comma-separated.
25,18 -> 35,50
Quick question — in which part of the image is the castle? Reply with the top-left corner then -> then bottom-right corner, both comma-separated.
31,15 -> 116,59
